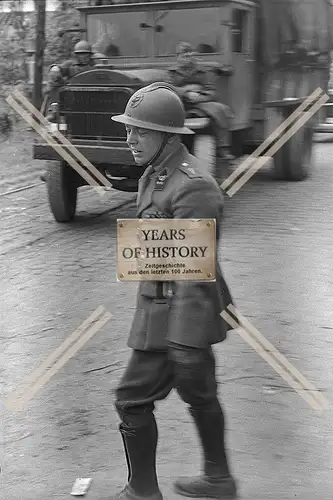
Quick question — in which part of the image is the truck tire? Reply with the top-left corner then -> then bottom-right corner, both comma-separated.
273,124 -> 313,181
193,134 -> 217,177
46,161 -> 78,222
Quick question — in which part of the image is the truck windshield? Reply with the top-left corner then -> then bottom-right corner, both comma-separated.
86,6 -> 222,58
86,12 -> 148,58
153,7 -> 222,56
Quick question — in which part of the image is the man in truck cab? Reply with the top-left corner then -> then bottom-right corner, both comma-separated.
40,40 -> 97,181
44,40 -> 96,121
167,42 -> 234,161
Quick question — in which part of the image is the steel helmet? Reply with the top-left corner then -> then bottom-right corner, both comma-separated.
112,82 -> 194,134
74,40 -> 93,54
92,52 -> 106,59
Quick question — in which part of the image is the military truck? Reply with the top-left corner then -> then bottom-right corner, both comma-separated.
33,0 -> 332,222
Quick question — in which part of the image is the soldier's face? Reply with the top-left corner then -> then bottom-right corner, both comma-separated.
126,125 -> 163,166
77,53 -> 91,65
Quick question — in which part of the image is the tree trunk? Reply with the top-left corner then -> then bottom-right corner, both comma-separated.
33,0 -> 46,110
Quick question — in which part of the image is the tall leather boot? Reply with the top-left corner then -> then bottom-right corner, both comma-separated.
174,405 -> 237,499
113,418 -> 163,500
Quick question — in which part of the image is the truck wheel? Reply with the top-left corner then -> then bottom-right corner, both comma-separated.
273,124 -> 313,181
193,135 -> 217,177
46,161 -> 78,222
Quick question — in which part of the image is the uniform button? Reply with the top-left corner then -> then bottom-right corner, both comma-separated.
182,162 -> 188,167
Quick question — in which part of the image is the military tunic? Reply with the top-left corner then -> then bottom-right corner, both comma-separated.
167,65 -> 217,101
57,58 -> 96,80
127,143 -> 234,352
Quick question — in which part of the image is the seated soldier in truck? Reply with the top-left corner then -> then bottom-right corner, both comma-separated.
44,40 -> 96,121
167,41 -> 234,160
40,40 -> 97,182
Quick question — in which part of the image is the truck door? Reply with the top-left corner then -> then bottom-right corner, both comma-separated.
228,2 -> 256,131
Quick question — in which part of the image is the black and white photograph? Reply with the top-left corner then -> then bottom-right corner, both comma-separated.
1,1 -> 333,499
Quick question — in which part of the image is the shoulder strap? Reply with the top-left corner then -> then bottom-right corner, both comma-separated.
178,160 -> 203,179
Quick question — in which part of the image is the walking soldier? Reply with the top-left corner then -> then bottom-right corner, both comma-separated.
111,83 -> 237,500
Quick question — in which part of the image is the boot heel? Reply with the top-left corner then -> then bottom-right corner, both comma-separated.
174,475 -> 237,499
113,484 -> 163,500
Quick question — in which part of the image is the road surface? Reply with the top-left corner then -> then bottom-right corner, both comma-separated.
1,136 -> 333,500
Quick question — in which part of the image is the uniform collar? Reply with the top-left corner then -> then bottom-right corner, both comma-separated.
151,143 -> 187,177
138,143 -> 187,191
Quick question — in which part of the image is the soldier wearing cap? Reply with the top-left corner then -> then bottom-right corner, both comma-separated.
167,42 -> 234,161
110,83 -> 238,500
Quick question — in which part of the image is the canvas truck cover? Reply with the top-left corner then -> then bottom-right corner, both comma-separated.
257,0 -> 333,68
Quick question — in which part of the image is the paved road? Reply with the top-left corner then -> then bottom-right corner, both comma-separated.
1,143 -> 333,500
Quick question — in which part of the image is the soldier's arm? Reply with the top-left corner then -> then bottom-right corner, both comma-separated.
46,65 -> 63,91
171,177 -> 223,220
46,59 -> 72,91
168,68 -> 218,102
58,60 -> 73,80
165,70 -> 189,99
197,70 -> 219,101
167,178 -> 224,345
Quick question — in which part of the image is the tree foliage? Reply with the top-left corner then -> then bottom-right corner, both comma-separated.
0,0 -> 83,86
44,0 -> 82,69
0,1 -> 36,84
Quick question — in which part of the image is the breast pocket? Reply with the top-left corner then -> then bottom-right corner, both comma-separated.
128,294 -> 171,351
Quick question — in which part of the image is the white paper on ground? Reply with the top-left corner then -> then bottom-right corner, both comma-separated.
70,478 -> 92,496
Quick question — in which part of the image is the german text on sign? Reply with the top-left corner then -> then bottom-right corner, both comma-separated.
117,219 -> 216,282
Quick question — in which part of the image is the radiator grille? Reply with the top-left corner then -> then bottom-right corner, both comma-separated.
59,87 -> 131,140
